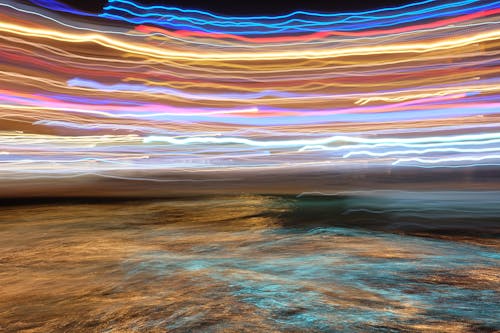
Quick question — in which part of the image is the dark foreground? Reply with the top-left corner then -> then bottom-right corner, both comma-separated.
0,193 -> 499,332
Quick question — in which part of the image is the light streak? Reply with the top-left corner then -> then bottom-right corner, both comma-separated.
0,0 -> 498,182
393,154 -> 500,165
101,0 -> 492,34
344,147 -> 500,158
144,133 -> 500,148
0,19 -> 498,60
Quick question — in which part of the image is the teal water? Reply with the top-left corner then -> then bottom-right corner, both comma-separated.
0,194 -> 498,332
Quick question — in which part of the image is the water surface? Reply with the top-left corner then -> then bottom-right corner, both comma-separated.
0,194 -> 498,332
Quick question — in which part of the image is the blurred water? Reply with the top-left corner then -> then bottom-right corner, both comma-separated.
0,194 -> 498,332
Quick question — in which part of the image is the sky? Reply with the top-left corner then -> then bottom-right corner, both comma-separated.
4,0 -> 499,197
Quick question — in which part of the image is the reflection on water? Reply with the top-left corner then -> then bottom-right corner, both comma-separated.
0,194 -> 498,332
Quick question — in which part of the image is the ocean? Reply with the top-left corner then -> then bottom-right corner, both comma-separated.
0,193 -> 498,332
